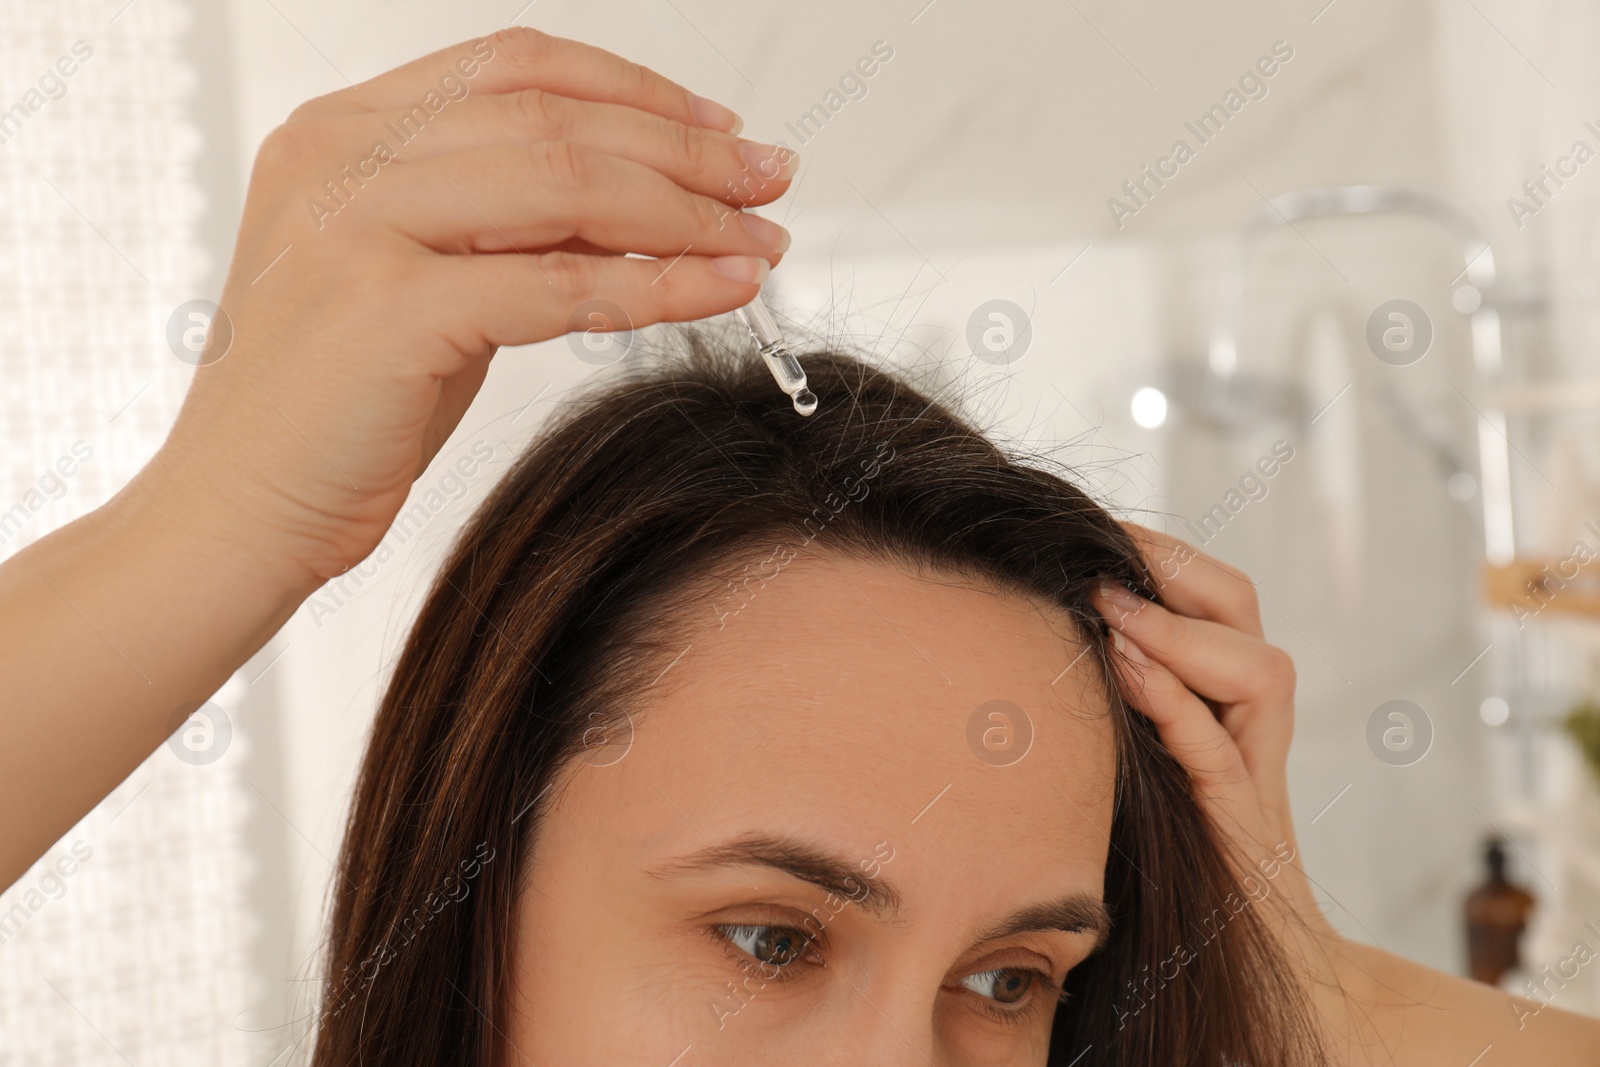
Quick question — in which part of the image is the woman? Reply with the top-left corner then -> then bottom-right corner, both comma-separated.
1,27 -> 1596,1067
315,332 -> 1327,1066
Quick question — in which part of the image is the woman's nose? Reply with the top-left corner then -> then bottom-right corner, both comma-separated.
797,985 -> 943,1067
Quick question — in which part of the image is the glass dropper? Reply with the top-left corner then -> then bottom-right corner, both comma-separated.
735,294 -> 817,416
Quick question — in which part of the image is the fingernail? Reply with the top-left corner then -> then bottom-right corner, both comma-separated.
688,93 -> 742,134
1110,627 -> 1151,665
711,255 -> 770,284
1097,581 -> 1146,618
739,141 -> 800,181
740,212 -> 791,254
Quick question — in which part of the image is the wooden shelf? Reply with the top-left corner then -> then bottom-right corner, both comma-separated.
1485,558 -> 1600,621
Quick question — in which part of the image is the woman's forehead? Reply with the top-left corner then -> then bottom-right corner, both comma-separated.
554,549 -> 1117,899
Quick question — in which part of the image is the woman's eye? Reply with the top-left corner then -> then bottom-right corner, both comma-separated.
959,967 -> 1037,1006
718,924 -> 814,970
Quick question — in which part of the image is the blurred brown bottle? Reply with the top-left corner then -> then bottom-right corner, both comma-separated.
1464,837 -> 1536,986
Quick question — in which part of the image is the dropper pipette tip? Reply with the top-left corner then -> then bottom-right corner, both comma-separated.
735,297 -> 817,417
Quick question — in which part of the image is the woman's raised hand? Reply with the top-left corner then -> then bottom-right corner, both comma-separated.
1089,523 -> 1335,940
1092,526 -> 1600,1063
150,28 -> 794,592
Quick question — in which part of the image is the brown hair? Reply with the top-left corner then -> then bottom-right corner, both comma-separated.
310,329 -> 1327,1066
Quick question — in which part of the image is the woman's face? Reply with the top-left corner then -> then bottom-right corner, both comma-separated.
503,551 -> 1117,1065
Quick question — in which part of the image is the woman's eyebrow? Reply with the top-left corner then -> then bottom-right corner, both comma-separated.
644,833 -> 905,921
975,895 -> 1112,950
645,833 -> 1110,947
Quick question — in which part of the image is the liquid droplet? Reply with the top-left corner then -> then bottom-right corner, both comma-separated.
792,388 -> 818,417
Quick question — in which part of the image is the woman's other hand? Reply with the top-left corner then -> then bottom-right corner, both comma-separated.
1092,524 -> 1600,1064
149,28 -> 795,593
1089,523 -> 1335,943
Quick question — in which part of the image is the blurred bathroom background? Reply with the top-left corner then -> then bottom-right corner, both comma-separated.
4,0 -> 1600,1060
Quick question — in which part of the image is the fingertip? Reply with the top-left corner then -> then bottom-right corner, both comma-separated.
709,255 -> 770,285
1111,627 -> 1152,666
738,212 -> 792,256
688,92 -> 743,134
1092,579 -> 1151,628
735,142 -> 801,189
